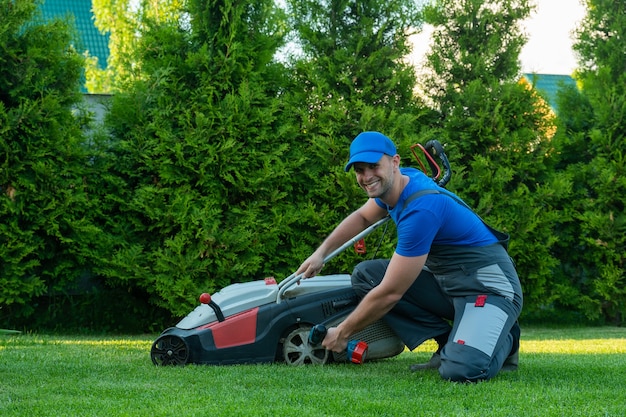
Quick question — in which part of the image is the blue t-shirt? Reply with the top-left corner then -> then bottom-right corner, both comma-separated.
375,168 -> 497,257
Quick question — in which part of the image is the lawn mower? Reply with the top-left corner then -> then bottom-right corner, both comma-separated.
150,140 -> 451,366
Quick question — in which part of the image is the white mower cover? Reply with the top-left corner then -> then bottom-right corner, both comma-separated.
177,274 -> 352,329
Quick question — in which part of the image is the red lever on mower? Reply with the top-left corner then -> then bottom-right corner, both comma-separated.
199,293 -> 226,322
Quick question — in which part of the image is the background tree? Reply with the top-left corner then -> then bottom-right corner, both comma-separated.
283,0 -> 434,273
420,0 -> 569,318
87,0 -> 186,93
0,0 -> 95,316
94,0 -> 301,316
551,0 -> 626,323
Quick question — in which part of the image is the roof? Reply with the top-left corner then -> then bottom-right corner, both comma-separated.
522,73 -> 577,112
37,0 -> 110,71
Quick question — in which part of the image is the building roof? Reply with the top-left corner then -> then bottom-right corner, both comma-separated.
522,73 -> 577,112
38,0 -> 110,71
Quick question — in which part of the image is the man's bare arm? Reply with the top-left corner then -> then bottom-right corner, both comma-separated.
296,199 -> 387,278
323,252 -> 428,352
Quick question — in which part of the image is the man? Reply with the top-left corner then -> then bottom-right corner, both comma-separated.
296,131 -> 522,382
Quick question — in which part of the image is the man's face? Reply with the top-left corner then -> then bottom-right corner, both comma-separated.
353,155 -> 396,199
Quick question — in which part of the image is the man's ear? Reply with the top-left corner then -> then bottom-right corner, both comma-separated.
392,154 -> 401,169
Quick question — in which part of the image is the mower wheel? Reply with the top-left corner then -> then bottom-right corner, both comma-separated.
282,326 -> 329,365
151,335 -> 190,366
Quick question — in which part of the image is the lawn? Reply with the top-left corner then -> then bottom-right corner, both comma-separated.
1,326 -> 624,416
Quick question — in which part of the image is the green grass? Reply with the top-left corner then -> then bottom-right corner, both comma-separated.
1,327 -> 625,416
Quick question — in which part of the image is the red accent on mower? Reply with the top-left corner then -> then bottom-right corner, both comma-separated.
354,238 -> 366,254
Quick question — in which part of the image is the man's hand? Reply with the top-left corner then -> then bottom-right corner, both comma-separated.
321,326 -> 348,353
295,201 -> 386,280
295,252 -> 325,278
326,253 -> 428,340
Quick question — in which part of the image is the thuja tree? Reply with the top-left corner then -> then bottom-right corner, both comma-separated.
283,0 -> 433,274
0,0 -> 96,316
421,0 -> 569,316
551,0 -> 626,324
88,0 -> 187,93
97,0 -> 300,316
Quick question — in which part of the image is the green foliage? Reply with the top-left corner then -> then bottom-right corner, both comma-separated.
422,0 -> 532,109
551,0 -> 626,324
4,286 -> 174,334
93,0 -> 302,316
284,0 -> 431,274
87,0 -> 433,317
0,0 -> 97,315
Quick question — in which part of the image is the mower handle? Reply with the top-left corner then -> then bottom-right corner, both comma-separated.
277,216 -> 391,302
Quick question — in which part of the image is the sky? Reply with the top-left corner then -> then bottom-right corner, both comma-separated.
519,0 -> 587,74
410,0 -> 587,75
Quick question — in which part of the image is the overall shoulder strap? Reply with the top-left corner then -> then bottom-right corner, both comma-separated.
402,189 -> 442,211
401,188 -> 510,250
403,188 -> 471,211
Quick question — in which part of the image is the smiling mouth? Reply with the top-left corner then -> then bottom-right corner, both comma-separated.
363,180 -> 380,191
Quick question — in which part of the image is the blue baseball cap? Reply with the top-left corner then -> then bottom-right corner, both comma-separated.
344,132 -> 397,172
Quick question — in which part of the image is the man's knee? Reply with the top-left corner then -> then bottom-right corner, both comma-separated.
438,344 -> 495,382
351,259 -> 388,298
439,362 -> 488,382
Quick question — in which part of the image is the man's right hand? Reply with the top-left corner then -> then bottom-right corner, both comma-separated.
296,252 -> 325,278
